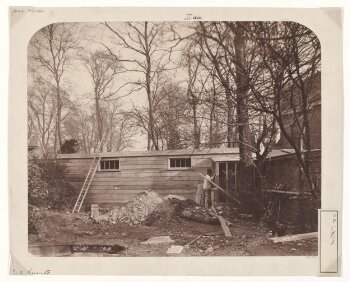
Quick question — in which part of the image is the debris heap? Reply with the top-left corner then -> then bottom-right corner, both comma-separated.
99,190 -> 164,225
97,190 -> 235,227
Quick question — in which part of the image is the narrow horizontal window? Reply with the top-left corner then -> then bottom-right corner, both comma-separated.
100,159 -> 119,171
169,158 -> 191,168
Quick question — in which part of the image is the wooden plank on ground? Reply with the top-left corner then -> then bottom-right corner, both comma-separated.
270,232 -> 318,243
217,215 -> 232,237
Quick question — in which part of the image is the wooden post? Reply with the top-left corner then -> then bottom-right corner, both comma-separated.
195,184 -> 203,205
211,189 -> 215,208
90,204 -> 99,219
214,162 -> 220,205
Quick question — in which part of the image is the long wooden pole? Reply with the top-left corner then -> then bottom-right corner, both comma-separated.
200,173 -> 241,205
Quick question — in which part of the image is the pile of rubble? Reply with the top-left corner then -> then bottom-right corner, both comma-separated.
98,190 -> 164,225
95,190 -> 238,227
143,198 -> 181,226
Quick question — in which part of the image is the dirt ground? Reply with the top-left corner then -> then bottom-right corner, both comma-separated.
29,210 -> 318,257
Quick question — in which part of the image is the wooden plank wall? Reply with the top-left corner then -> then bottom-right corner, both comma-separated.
58,154 -> 217,205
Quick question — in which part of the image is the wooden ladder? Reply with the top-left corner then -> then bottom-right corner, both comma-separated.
72,129 -> 111,213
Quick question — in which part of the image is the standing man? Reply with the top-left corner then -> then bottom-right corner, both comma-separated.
203,168 -> 216,209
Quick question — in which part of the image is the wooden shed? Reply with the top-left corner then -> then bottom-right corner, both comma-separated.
58,148 -> 301,207
58,148 -> 241,206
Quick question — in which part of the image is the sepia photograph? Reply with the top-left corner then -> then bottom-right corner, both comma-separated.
5,4 -> 344,276
26,19 -> 322,258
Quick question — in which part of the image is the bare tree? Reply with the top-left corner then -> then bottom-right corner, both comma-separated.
197,22 -> 254,165
230,23 -> 254,166
75,108 -> 97,153
29,23 -> 80,152
155,81 -> 191,149
248,22 -> 321,199
103,21 -> 177,150
28,76 -> 76,152
109,114 -> 136,151
27,81 -> 57,150
207,72 -> 225,147
181,44 -> 204,149
83,51 -> 124,141
103,100 -> 136,152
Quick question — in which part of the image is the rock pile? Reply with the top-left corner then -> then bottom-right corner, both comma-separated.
96,190 -> 236,227
98,190 -> 164,225
143,198 -> 180,226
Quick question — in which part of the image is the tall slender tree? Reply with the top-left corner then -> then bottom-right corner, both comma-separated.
29,23 -> 80,152
103,21 -> 177,150
83,51 -> 124,141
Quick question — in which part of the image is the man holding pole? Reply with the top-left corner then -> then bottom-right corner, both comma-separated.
203,168 -> 216,209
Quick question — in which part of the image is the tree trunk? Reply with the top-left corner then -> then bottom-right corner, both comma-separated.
193,103 -> 200,149
53,123 -> 58,154
56,85 -> 63,152
225,85 -> 235,148
209,103 -> 214,147
234,23 -> 253,168
233,23 -> 254,205
95,97 -> 103,141
144,22 -> 159,151
147,133 -> 151,151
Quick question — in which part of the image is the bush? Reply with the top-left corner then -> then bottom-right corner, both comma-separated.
28,159 -> 75,210
28,204 -> 42,234
60,138 -> 80,154
28,162 -> 49,207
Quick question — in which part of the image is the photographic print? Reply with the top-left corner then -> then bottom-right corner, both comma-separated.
27,19 -> 321,257
9,7 -> 342,276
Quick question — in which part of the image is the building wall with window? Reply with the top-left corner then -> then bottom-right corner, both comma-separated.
57,148 -> 240,207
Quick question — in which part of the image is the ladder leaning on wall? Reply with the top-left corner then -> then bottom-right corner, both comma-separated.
72,129 -> 111,213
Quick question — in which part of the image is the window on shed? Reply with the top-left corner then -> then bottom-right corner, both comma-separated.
100,159 -> 119,171
169,158 -> 191,168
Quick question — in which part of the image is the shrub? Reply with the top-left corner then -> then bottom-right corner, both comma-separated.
28,162 -> 49,207
60,138 -> 80,154
28,204 -> 42,234
28,159 -> 75,210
